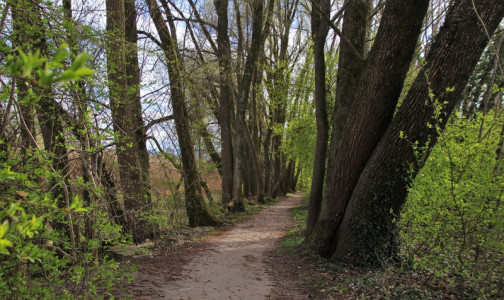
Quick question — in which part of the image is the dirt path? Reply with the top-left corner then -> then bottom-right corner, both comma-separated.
127,193 -> 306,299
164,193 -> 305,300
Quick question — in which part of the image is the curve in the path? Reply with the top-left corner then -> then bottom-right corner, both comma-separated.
163,193 -> 304,300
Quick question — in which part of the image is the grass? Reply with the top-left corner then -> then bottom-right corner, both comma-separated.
275,194 -> 486,299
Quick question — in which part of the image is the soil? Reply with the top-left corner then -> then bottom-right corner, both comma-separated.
119,193 -> 310,299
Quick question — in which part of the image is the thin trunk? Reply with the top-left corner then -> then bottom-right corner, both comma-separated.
232,0 -> 266,211
305,0 -> 330,236
214,0 -> 234,205
147,0 -> 220,226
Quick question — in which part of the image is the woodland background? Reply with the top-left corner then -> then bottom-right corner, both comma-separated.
0,0 -> 503,298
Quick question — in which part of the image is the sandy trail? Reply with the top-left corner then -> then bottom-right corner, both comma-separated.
162,193 -> 304,300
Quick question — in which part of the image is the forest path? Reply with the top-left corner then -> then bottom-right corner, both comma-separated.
163,193 -> 305,300
127,193 -> 306,299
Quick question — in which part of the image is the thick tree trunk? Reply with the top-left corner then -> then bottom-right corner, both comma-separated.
318,0 -> 429,257
305,0 -> 330,236
106,0 -> 152,241
147,0 -> 220,226
331,0 -> 504,263
214,0 -> 234,205
315,0 -> 371,233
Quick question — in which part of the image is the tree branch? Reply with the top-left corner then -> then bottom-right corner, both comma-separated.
145,115 -> 174,130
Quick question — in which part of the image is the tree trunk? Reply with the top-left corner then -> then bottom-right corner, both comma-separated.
316,0 -> 371,233
330,0 -> 504,263
106,0 -> 152,241
147,0 -> 220,226
317,0 -> 429,257
232,0 -> 265,211
214,0 -> 235,205
124,0 -> 152,206
305,0 -> 330,236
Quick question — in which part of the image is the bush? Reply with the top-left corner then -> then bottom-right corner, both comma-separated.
400,112 -> 504,298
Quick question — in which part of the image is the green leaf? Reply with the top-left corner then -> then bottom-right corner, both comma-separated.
36,69 -> 54,88
58,69 -> 79,82
20,94 -> 41,105
0,239 -> 13,248
0,220 -> 9,239
70,53 -> 89,71
0,167 -> 18,180
52,44 -> 70,63
74,67 -> 94,77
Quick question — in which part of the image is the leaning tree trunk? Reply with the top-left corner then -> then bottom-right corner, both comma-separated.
330,0 -> 504,264
305,0 -> 330,236
147,0 -> 220,226
309,0 -> 371,236
317,0 -> 429,257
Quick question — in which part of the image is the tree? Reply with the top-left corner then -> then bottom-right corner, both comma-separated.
214,0 -> 235,205
329,0 -> 504,263
146,0 -> 220,226
311,0 -> 504,264
305,0 -> 329,236
106,0 -> 153,241
231,0 -> 268,211
309,0 -> 429,258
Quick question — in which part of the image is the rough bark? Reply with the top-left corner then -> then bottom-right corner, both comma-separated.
305,0 -> 330,236
318,0 -> 429,257
331,0 -> 504,263
147,0 -> 220,226
214,0 -> 234,205
124,0 -> 152,206
231,0 -> 265,211
318,0 -> 371,228
106,0 -> 152,241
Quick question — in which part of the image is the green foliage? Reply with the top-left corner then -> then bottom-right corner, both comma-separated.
0,43 -> 131,298
400,112 -> 504,298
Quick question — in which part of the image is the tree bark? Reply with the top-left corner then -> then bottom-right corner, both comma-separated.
147,0 -> 220,226
331,0 -> 504,263
305,0 -> 330,236
318,0 -> 429,257
106,0 -> 152,241
318,0 -> 371,230
124,0 -> 152,206
214,0 -> 235,205
231,0 -> 266,211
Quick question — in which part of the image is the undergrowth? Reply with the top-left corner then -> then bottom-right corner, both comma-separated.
276,194 -> 497,299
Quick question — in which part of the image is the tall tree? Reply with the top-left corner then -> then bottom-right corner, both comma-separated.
328,0 -> 504,263
146,0 -> 220,226
106,0 -> 152,241
124,0 -> 152,204
305,0 -> 330,236
313,0 -> 429,257
264,0 -> 299,198
214,0 -> 235,205
307,0 -> 371,237
232,0 -> 267,211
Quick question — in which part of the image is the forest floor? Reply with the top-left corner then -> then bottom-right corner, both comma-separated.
116,193 -> 311,299
113,192 -> 479,300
